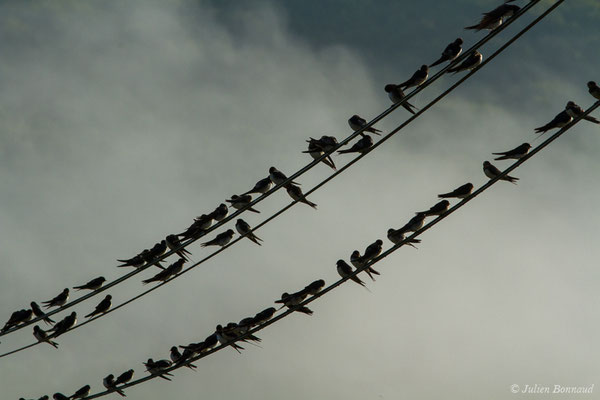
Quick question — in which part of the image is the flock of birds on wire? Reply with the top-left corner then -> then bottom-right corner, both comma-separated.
8,0 -> 600,399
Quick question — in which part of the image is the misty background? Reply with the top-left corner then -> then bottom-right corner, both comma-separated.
1,0 -> 599,399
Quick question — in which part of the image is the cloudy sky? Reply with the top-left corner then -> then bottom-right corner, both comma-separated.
1,0 -> 599,399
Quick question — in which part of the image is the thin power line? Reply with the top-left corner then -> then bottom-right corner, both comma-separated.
0,0 -> 555,356
82,97 -> 599,400
0,0 -> 543,338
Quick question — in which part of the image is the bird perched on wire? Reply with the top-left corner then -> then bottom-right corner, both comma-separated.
2,309 -> 33,332
384,84 -> 417,114
73,276 -> 106,291
253,307 -> 277,325
438,183 -> 474,199
201,229 -> 235,247
165,234 -> 192,261
308,135 -> 339,153
493,143 -> 531,160
226,194 -> 260,213
242,177 -> 273,196
269,166 -> 301,187
286,184 -> 317,209
336,260 -> 367,288
301,279 -> 326,296
275,292 -> 313,315
143,359 -> 174,381
142,258 -> 185,285
33,325 -> 59,348
170,346 -> 197,370
209,203 -> 229,222
534,110 -> 572,134
386,229 -> 421,248
399,213 -> 427,233
114,369 -> 134,386
69,385 -> 90,400
483,161 -> 519,184
116,253 -> 145,269
235,219 -> 263,246
48,312 -> 77,338
398,65 -> 429,90
430,38 -> 463,68
31,301 -> 54,325
42,289 -> 69,309
349,250 -> 379,281
52,393 -> 69,400
588,81 -> 600,100
103,374 -> 126,397
565,101 -> 600,124
465,3 -> 520,31
348,114 -> 382,135
177,214 -> 213,240
337,134 -> 373,155
417,200 -> 450,217
447,51 -> 482,74
85,295 -> 112,318
303,139 -> 336,170
215,324 -> 245,353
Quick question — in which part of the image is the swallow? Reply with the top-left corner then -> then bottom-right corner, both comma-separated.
39,396 -> 49,400
430,38 -> 463,67
177,214 -> 213,240
226,194 -> 260,213
170,346 -> 197,369
418,200 -> 450,216
70,385 -> 90,399
114,369 -> 134,386
286,184 -> 317,209
465,4 -> 520,31
447,51 -> 482,73
139,248 -> 165,270
336,260 -> 367,287
33,325 -> 59,348
337,134 -> 373,154
31,301 -> 55,325
384,84 -> 417,114
209,203 -> 229,221
148,240 -> 168,260
303,140 -> 336,170
142,258 -> 185,285
588,81 -> 600,100
226,322 -> 261,343
238,317 -> 257,332
53,394 -> 69,400
348,114 -> 382,135
49,312 -> 77,337
308,135 -> 339,152
200,229 -> 235,247
116,254 -> 145,269
275,291 -> 307,307
215,324 -> 245,353
438,182 -> 474,199
85,295 -> 112,318
399,65 -> 429,90
565,101 -> 600,124
360,239 -> 384,264
493,143 -> 531,160
73,276 -> 106,291
400,213 -> 427,233
165,234 -> 192,260
42,289 -> 69,309
535,110 -> 573,134
202,333 -> 219,352
2,309 -> 33,331
144,359 -> 174,381
301,279 -> 326,296
253,307 -> 277,325
242,177 -> 273,196
269,166 -> 301,187
483,161 -> 519,183
235,219 -> 263,245
386,228 -> 421,248
355,245 -> 381,281
103,374 -> 126,397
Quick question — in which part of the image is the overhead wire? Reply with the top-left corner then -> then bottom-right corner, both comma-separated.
0,0 -> 555,355
82,95 -> 598,400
